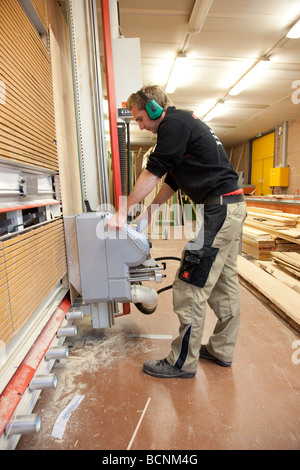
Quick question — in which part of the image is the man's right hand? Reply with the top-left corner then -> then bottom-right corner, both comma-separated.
106,211 -> 127,231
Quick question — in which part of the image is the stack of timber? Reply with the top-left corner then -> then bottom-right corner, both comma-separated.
242,207 -> 300,260
238,254 -> 300,332
239,206 -> 300,330
271,252 -> 300,278
255,254 -> 300,294
242,226 -> 274,260
250,209 -> 300,228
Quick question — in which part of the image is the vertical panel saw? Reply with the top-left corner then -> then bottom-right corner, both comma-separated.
64,211 -> 165,328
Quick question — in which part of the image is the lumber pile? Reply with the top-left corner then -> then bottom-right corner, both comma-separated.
242,226 -> 274,260
239,206 -> 300,330
246,207 -> 300,228
255,258 -> 300,294
237,254 -> 300,332
247,210 -> 297,227
271,252 -> 300,278
242,207 -> 300,260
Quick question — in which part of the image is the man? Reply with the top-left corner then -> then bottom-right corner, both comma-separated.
107,85 -> 247,379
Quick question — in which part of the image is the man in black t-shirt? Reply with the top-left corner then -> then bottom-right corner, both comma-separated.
107,85 -> 247,378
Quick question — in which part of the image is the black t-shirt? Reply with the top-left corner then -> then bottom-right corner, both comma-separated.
146,107 -> 239,203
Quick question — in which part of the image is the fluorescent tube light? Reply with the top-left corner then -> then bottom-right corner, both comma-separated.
229,57 -> 270,96
188,0 -> 213,34
166,55 -> 188,93
203,101 -> 225,122
286,19 -> 300,38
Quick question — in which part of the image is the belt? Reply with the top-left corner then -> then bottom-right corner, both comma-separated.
204,193 -> 245,205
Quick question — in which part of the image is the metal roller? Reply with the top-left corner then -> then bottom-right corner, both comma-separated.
44,346 -> 69,361
5,414 -> 41,436
29,374 -> 57,391
65,311 -> 83,320
56,326 -> 77,338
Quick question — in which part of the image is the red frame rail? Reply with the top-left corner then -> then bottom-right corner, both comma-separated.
0,297 -> 71,436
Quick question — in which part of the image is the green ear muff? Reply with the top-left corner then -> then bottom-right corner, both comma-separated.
145,99 -> 163,120
138,90 -> 163,120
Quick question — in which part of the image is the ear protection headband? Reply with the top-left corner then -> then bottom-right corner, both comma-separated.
137,90 -> 163,120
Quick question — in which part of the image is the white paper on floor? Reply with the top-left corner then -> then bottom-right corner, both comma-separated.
51,395 -> 85,440
128,334 -> 172,339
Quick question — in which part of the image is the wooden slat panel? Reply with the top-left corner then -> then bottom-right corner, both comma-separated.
0,245 -> 14,345
0,138 -> 57,171
0,149 -> 58,172
0,75 -> 56,140
0,11 -> 54,109
0,49 -> 55,122
6,233 -> 65,282
0,34 -> 54,111
5,236 -> 66,287
8,249 -> 66,301
11,265 -> 67,333
0,0 -> 58,171
5,231 -> 65,269
0,52 -> 55,126
4,221 -> 65,265
11,258 -> 65,319
0,220 -> 67,337
2,0 -> 51,72
1,113 -> 56,156
3,219 -> 63,250
10,255 -> 66,329
31,0 -> 48,30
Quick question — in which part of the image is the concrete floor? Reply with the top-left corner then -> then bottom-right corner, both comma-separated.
17,235 -> 300,450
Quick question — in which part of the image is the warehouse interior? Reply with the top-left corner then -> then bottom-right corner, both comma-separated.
0,0 -> 300,451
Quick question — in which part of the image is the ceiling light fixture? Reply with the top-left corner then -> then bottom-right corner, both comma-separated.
286,19 -> 300,38
187,0 -> 214,34
166,0 -> 213,93
229,56 -> 271,96
165,54 -> 188,94
203,100 -> 226,122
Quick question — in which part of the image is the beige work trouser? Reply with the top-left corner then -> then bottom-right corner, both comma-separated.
167,201 -> 247,373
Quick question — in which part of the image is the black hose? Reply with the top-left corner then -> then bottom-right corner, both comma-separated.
155,256 -> 181,295
157,285 -> 173,294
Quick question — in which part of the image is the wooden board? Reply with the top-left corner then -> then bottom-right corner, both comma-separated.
237,255 -> 300,329
271,252 -> 300,278
242,226 -> 274,259
247,211 -> 296,227
255,260 -> 300,294
244,219 -> 300,246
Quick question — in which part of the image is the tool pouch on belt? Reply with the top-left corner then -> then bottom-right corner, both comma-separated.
178,246 -> 218,287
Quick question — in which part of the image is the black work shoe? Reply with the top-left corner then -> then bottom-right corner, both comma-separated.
199,345 -> 232,367
143,358 -> 196,378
